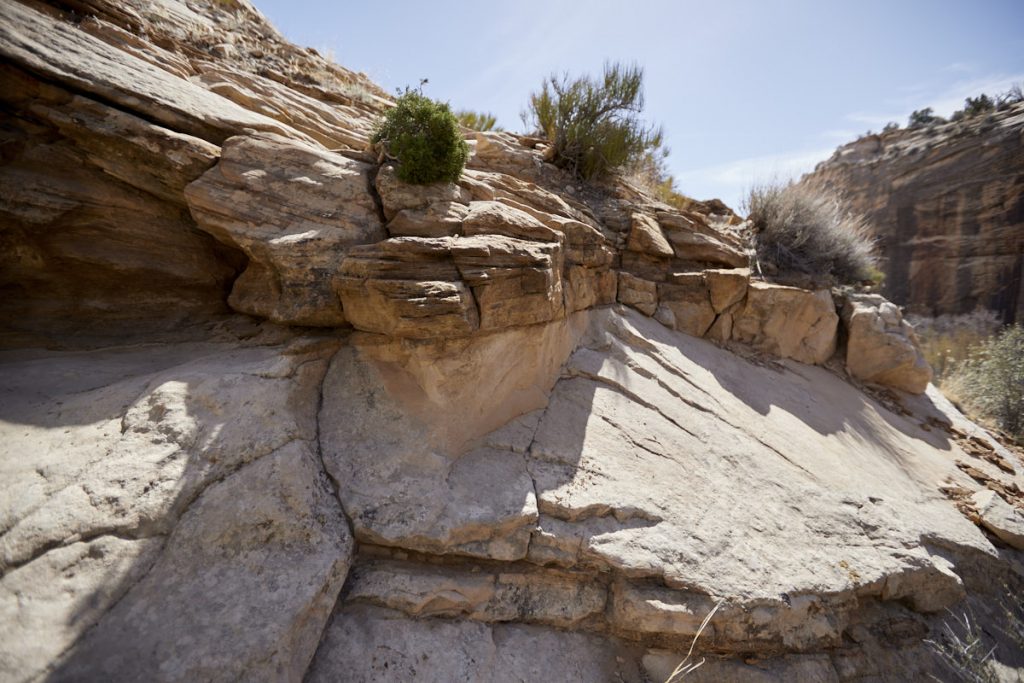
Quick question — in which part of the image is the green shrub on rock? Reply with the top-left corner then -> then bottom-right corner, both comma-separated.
372,89 -> 469,184
948,325 -> 1024,438
524,62 -> 663,181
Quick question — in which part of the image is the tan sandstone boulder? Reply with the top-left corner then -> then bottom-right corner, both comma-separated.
626,212 -> 674,258
732,281 -> 839,364
841,293 -> 932,394
655,273 -> 717,338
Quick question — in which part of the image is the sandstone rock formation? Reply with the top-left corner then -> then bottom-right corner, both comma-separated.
1,1 -> 1022,681
841,292 -> 933,393
801,105 -> 1024,323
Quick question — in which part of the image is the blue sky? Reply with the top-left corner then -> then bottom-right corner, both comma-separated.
254,0 -> 1024,210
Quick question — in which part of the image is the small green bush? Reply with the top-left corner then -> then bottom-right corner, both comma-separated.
524,62 -> 663,181
372,89 -> 469,184
947,325 -> 1024,437
744,183 -> 877,285
908,107 -> 944,128
455,110 -> 501,132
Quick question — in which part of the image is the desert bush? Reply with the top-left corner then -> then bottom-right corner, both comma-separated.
907,311 -> 1001,382
908,107 -> 944,128
997,83 -> 1024,109
455,110 -> 501,132
946,325 -> 1024,437
743,183 -> 877,284
524,61 -> 663,181
372,88 -> 469,184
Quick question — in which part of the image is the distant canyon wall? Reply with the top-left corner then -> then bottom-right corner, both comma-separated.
801,103 -> 1024,323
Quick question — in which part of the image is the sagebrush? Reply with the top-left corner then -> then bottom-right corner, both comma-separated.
524,61 -> 663,181
945,325 -> 1024,438
907,311 -> 1001,382
372,89 -> 469,184
744,183 -> 877,284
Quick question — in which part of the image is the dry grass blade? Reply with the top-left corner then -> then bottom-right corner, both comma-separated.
664,598 -> 725,683
925,609 -> 999,683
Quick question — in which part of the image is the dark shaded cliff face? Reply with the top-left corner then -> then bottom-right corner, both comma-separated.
801,104 -> 1024,323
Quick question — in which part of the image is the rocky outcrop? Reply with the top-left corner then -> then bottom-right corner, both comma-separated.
4,308 -> 1020,682
1,0 -> 1021,681
184,133 -> 385,326
0,0 -> 389,342
841,292 -> 933,393
801,104 -> 1024,323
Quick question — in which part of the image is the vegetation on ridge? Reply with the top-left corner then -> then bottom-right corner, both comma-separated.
744,182 -> 878,285
372,88 -> 469,184
455,110 -> 502,132
524,61 -> 664,181
944,325 -> 1024,439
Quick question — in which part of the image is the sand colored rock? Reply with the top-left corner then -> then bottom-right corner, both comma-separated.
185,133 -> 385,326
387,201 -> 469,238
376,163 -> 471,220
657,211 -> 749,267
2,1 -> 1023,680
973,489 -> 1024,550
732,281 -> 839,364
306,604 -> 645,682
627,212 -> 675,258
618,272 -> 660,316
463,200 -> 562,242
841,292 -> 932,393
0,338 -> 349,682
318,314 -> 589,559
0,1 -> 309,146
706,267 -> 750,313
656,273 -> 718,337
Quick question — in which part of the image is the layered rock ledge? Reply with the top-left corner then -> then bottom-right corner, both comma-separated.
1,1 -> 1022,682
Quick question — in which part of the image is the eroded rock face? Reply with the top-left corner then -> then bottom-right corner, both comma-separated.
185,133 -> 385,326
318,314 -> 590,558
0,0 -> 388,342
801,104 -> 1024,323
2,0 -> 1021,681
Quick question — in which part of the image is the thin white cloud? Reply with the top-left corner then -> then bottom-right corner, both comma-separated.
925,72 -> 1024,116
850,71 -> 1024,129
844,111 -> 903,130
942,62 -> 975,74
820,128 -> 860,142
673,146 -> 836,210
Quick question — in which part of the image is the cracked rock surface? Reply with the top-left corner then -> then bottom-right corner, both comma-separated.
1,0 -> 1023,681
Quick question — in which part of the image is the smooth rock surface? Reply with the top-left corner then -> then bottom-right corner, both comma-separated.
0,337 -> 349,682
306,604 -> 645,683
319,314 -> 589,559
